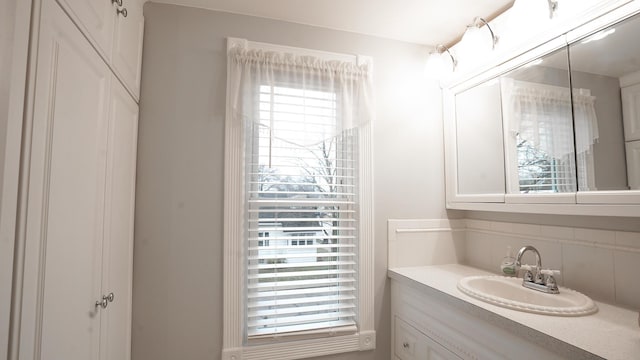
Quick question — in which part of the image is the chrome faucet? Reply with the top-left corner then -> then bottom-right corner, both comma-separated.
514,245 -> 559,294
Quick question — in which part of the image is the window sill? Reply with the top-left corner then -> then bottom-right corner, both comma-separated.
222,331 -> 376,360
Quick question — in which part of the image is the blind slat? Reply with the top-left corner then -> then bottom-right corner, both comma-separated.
248,294 -> 356,310
248,277 -> 355,291
248,269 -> 355,280
248,321 -> 356,338
248,261 -> 355,271
248,303 -> 356,318
248,285 -> 356,299
248,311 -> 356,328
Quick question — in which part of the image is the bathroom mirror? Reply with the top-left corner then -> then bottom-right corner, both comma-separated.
454,79 -> 505,197
499,47 -> 575,195
568,12 -> 640,191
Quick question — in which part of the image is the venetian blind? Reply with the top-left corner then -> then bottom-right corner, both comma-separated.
245,83 -> 359,339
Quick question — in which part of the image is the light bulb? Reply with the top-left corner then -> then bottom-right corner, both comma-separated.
425,52 -> 445,77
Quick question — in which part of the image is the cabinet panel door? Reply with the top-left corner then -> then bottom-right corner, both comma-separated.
21,0 -> 111,359
395,317 -> 461,360
56,0 -> 114,57
622,83 -> 640,141
112,0 -> 144,99
626,140 -> 640,190
101,78 -> 138,360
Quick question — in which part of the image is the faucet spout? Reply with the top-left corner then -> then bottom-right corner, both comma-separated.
515,245 -> 542,269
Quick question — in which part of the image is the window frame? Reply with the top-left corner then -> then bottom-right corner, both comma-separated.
222,37 -> 375,360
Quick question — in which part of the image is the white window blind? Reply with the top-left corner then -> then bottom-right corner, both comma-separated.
245,84 -> 359,339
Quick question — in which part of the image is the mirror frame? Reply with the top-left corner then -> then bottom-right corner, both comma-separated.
443,0 -> 640,216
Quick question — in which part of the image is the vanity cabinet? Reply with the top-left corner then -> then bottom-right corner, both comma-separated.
56,0 -> 144,99
391,279 -> 564,360
16,0 -> 139,359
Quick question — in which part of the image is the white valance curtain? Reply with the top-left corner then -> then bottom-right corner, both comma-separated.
502,78 -> 599,157
227,44 -> 374,144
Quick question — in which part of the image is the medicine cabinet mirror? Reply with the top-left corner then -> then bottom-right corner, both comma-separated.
445,2 -> 640,214
500,48 -> 574,199
454,79 -> 505,199
568,12 -> 640,195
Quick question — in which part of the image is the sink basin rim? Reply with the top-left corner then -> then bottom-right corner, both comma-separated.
457,275 -> 598,316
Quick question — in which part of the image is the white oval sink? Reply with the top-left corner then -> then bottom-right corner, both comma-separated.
457,276 -> 598,316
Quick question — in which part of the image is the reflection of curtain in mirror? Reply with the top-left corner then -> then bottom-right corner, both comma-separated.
501,79 -> 599,193
573,89 -> 599,191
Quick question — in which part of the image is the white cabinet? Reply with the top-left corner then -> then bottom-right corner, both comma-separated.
391,280 -> 565,360
627,140 -> 640,190
101,75 -> 139,360
56,0 -> 115,56
56,0 -> 144,99
394,317 -> 461,360
622,78 -> 640,190
111,0 -> 144,98
622,82 -> 640,141
17,0 -> 138,359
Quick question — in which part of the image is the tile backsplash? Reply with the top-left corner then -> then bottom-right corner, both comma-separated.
464,219 -> 640,311
388,218 -> 640,311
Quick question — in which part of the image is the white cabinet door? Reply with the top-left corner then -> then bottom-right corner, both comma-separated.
394,317 -> 461,360
56,0 -> 144,100
622,83 -> 640,141
56,0 -> 115,58
112,0 -> 144,99
101,78 -> 138,360
20,0 -> 111,358
626,140 -> 640,190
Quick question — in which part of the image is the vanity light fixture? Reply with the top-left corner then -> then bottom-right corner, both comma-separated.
462,17 -> 499,52
425,44 -> 457,77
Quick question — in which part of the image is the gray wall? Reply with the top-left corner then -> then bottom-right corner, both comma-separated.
133,3 -> 451,360
571,70 -> 627,190
1,0 -> 17,355
0,0 -> 16,216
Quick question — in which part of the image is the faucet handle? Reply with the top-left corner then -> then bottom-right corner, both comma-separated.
541,269 -> 560,292
520,264 -> 535,271
540,269 -> 560,276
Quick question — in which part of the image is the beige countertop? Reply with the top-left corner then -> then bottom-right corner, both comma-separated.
388,264 -> 640,360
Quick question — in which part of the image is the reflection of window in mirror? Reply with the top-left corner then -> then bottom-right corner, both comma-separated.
500,48 -> 578,194
569,13 -> 640,191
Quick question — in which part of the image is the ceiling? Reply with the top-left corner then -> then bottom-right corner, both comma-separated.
147,0 -> 514,46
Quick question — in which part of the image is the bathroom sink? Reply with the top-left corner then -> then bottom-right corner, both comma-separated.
457,276 -> 598,316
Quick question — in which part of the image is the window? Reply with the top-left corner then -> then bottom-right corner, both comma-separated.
247,84 -> 357,338
223,38 -> 374,360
